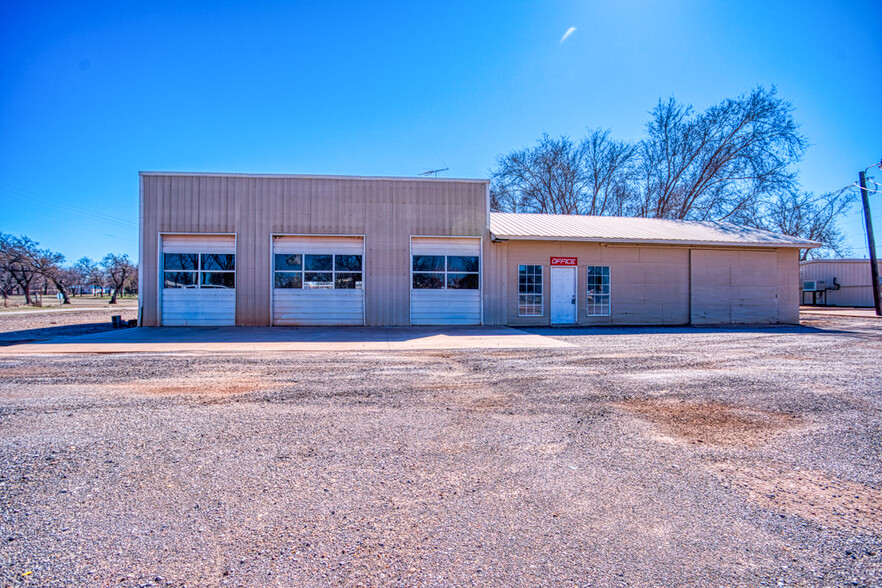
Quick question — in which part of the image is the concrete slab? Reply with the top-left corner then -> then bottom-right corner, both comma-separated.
800,307 -> 881,319
0,326 -> 574,354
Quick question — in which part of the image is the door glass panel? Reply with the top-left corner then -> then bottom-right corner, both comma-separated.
447,273 -> 479,289
305,254 -> 333,271
201,254 -> 235,271
334,255 -> 362,272
163,271 -> 197,288
447,256 -> 478,272
412,255 -> 445,272
274,254 -> 302,271
200,272 -> 235,288
412,273 -> 444,289
334,273 -> 362,289
274,272 -> 302,289
164,253 -> 199,271
304,272 -> 333,288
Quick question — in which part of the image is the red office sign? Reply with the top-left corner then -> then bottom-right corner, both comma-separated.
550,257 -> 577,266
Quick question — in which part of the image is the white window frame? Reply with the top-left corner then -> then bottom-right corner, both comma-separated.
517,264 -> 544,317
162,252 -> 236,289
273,252 -> 364,290
585,265 -> 611,316
411,254 -> 480,290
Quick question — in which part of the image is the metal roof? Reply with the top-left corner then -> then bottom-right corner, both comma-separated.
489,212 -> 820,248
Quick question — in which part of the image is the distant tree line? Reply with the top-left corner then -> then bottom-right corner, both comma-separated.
0,233 -> 137,306
490,87 -> 854,260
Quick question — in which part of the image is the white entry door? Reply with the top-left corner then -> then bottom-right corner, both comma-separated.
550,266 -> 576,324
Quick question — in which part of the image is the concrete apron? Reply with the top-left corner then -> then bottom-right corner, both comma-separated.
0,326 -> 574,354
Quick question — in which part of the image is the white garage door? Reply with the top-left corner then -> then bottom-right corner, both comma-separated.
411,237 -> 481,325
272,236 -> 364,326
690,249 -> 779,324
161,235 -> 236,326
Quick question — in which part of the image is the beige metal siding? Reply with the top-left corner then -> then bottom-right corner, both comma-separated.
486,241 -> 799,326
141,174 -> 488,326
488,241 -> 691,327
800,260 -> 882,307
690,250 -> 779,324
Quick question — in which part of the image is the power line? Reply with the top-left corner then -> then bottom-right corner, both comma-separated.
0,180 -> 139,230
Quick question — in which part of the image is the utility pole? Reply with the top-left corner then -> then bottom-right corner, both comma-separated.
858,169 -> 882,316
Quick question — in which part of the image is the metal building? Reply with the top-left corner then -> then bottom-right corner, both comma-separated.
139,172 -> 818,327
800,259 -> 882,307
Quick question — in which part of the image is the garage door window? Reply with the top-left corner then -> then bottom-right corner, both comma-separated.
586,265 -> 610,316
273,253 -> 363,290
164,253 -> 235,289
518,265 -> 543,316
412,255 -> 479,289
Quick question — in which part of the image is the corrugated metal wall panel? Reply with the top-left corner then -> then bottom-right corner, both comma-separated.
690,249 -> 779,324
140,174 -> 488,326
800,260 -> 882,307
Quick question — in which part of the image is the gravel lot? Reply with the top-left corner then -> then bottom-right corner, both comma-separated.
1,315 -> 880,587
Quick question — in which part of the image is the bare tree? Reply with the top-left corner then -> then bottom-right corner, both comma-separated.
489,87 -> 853,254
490,134 -> 589,214
0,234 -> 40,305
753,189 -> 856,260
31,249 -> 77,304
0,235 -> 17,306
75,257 -> 103,295
583,129 -> 638,216
102,253 -> 135,304
634,87 -> 806,221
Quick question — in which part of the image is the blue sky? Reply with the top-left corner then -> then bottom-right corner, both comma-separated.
1,1 -> 880,263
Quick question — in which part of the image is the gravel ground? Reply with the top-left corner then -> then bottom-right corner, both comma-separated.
0,309 -> 137,345
0,316 -> 880,587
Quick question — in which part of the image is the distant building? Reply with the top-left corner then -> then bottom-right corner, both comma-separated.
138,172 -> 818,327
800,259 -> 882,307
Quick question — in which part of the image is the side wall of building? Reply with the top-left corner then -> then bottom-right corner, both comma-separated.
800,260 -> 882,307
140,174 -> 488,326
483,240 -> 801,325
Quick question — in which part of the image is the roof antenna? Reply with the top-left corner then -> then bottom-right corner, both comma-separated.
419,164 -> 449,177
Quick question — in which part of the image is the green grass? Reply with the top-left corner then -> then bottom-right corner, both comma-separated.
0,295 -> 139,312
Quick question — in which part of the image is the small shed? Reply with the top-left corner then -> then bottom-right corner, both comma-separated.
800,259 -> 882,307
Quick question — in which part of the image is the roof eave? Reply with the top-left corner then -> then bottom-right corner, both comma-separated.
489,233 -> 821,248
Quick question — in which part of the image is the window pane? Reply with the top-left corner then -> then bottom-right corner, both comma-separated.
202,254 -> 235,271
163,272 -> 196,288
447,255 -> 479,272
275,253 -> 302,271
305,254 -> 332,271
412,255 -> 445,272
447,273 -> 479,289
586,266 -> 611,316
201,272 -> 235,288
304,272 -> 333,289
334,254 -> 362,272
274,272 -> 302,289
335,272 -> 363,289
164,253 -> 199,271
412,273 -> 444,289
